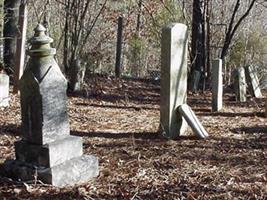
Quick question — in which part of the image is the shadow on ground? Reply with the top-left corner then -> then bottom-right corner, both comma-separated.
0,124 -> 21,137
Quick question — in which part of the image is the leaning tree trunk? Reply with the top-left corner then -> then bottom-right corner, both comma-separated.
3,0 -> 20,76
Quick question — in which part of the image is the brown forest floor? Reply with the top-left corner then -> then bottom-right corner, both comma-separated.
0,75 -> 266,200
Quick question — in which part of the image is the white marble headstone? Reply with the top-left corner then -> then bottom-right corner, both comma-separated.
0,73 -> 9,107
233,67 -> 246,102
245,65 -> 262,98
212,59 -> 223,112
160,23 -> 188,139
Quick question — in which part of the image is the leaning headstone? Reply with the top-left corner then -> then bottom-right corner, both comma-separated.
233,67 -> 246,102
4,24 -> 99,187
212,59 -> 223,112
0,72 -> 9,107
178,104 -> 209,139
160,23 -> 188,139
245,65 -> 262,98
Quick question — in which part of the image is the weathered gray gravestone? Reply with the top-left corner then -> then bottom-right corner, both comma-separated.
160,23 -> 188,139
190,70 -> 201,92
0,72 -> 9,107
4,24 -> 99,187
69,58 -> 86,92
233,67 -> 246,102
245,65 -> 262,98
212,59 -> 223,112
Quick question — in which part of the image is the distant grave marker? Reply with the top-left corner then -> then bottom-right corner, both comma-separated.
212,59 -> 223,112
245,65 -> 262,98
0,72 -> 9,107
190,70 -> 201,92
233,67 -> 246,102
4,24 -> 99,187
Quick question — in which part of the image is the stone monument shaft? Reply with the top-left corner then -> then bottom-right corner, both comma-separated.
20,24 -> 69,145
212,59 -> 223,112
160,23 -> 188,139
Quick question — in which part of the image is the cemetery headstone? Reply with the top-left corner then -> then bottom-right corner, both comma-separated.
160,23 -> 188,139
233,67 -> 246,102
245,65 -> 262,98
4,24 -> 99,187
69,58 -> 86,92
190,70 -> 201,93
212,59 -> 223,112
178,104 -> 209,139
0,72 -> 9,107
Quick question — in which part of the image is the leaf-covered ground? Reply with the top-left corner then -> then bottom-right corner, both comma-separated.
0,76 -> 266,200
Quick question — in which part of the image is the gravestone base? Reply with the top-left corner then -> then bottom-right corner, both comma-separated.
15,136 -> 83,168
4,155 -> 99,187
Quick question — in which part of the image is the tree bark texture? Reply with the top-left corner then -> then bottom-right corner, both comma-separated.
115,16 -> 123,78
190,0 -> 206,91
3,0 -> 20,75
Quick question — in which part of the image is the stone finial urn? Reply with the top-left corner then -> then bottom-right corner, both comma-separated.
4,24 -> 99,187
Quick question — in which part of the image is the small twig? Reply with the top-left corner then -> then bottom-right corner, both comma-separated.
130,192 -> 138,200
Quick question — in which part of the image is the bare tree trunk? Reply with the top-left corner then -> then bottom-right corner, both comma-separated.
13,1 -> 27,93
62,0 -> 107,92
190,0 -> 206,92
0,1 -> 4,63
3,0 -> 20,76
220,0 -> 256,60
63,0 -> 71,73
134,0 -> 142,77
43,0 -> 50,36
115,16 -> 123,78
136,0 -> 142,36
205,0 -> 211,87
